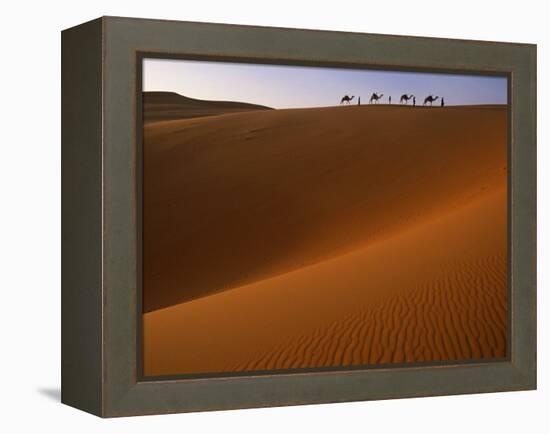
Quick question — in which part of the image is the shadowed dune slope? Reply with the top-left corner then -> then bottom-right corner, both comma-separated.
143,185 -> 507,376
143,91 -> 272,122
143,104 -> 507,312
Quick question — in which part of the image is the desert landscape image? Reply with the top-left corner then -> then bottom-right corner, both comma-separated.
141,59 -> 509,377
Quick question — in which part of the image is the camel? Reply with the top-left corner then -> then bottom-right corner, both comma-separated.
340,95 -> 355,104
369,92 -> 384,104
423,95 -> 439,106
400,94 -> 414,104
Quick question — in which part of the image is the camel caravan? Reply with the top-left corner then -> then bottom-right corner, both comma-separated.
340,93 -> 445,107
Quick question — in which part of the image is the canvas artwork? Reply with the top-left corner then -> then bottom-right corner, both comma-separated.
141,58 -> 508,378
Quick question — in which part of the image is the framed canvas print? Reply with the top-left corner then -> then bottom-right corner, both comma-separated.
61,16 -> 536,417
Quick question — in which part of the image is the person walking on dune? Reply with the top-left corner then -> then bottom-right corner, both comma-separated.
441,97 -> 445,107
358,96 -> 361,106
413,96 -> 416,106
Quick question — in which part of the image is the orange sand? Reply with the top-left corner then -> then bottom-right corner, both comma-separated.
142,103 -> 508,376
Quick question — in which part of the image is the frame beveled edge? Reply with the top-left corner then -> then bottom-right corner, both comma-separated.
98,16 -> 536,417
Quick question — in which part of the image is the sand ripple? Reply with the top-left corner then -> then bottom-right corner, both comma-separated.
228,255 -> 507,371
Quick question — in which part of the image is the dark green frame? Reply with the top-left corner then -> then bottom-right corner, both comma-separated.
62,16 -> 536,417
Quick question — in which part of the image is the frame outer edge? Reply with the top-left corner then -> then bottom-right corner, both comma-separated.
509,43 -> 537,389
61,17 -> 105,416
98,17 -> 537,417
520,43 -> 537,388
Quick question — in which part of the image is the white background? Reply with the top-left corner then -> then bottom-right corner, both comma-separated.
0,0 -> 547,432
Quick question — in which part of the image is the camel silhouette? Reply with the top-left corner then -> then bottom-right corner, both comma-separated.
423,95 -> 439,106
340,95 -> 355,104
369,92 -> 384,104
400,94 -> 414,104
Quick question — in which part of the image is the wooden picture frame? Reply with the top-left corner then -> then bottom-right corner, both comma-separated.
61,16 -> 536,417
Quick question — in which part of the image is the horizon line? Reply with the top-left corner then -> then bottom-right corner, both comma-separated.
143,90 -> 508,109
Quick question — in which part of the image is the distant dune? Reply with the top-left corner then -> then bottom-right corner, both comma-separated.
143,91 -> 272,122
142,103 -> 508,376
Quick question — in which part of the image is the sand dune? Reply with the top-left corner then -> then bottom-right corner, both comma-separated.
142,102 -> 508,376
143,185 -> 507,376
143,104 -> 507,312
143,91 -> 272,123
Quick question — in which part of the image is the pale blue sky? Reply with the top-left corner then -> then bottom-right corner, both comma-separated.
143,58 -> 508,109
